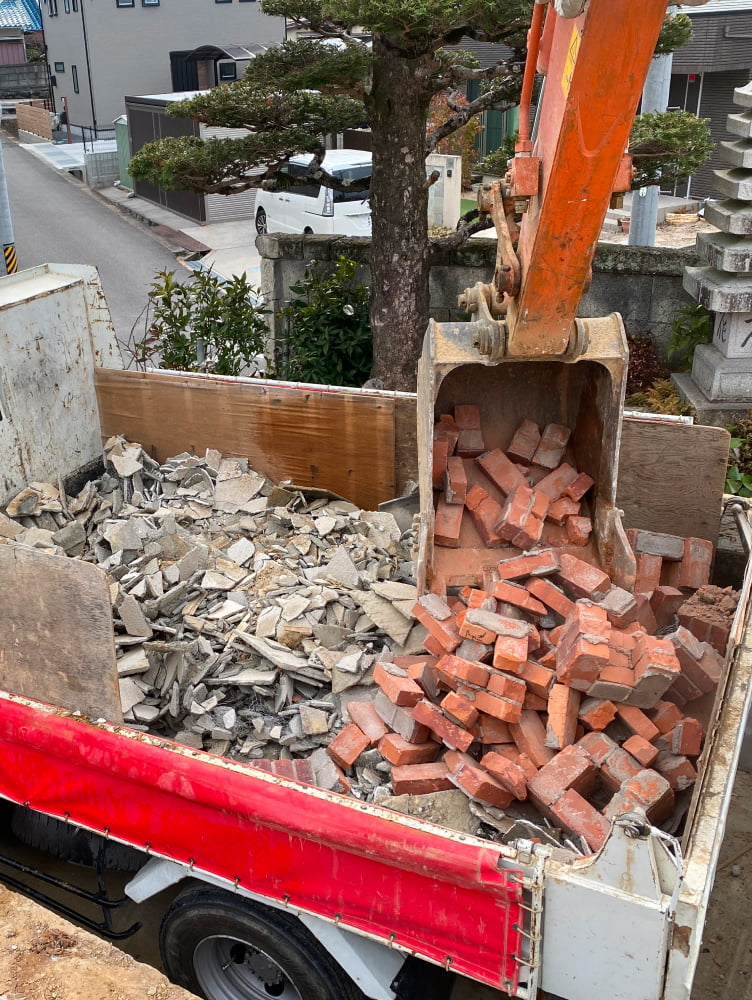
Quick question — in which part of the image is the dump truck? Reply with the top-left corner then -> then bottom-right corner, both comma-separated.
1,2 -> 748,1000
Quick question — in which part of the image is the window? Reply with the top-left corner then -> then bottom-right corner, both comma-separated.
64,0 -> 70,11
72,64 -> 79,93
142,0 -> 160,5
115,0 -> 135,6
285,164 -> 321,199
48,0 -> 58,15
72,0 -> 77,8
215,1 -> 232,4
54,61 -> 65,72
332,165 -> 371,203
218,61 -> 237,81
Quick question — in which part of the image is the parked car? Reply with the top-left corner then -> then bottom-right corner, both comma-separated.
255,150 -> 371,237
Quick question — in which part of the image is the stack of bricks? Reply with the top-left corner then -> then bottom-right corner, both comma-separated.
325,538 -> 724,855
433,409 -> 596,553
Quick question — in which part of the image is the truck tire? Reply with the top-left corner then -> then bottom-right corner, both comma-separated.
160,886 -> 365,1000
10,807 -> 144,872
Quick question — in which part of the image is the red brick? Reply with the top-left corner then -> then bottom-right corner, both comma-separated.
523,692 -> 549,712
532,424 -> 572,470
556,554 -> 611,601
586,667 -> 634,703
531,489 -> 551,521
519,659 -> 555,699
374,662 -> 424,707
492,580 -> 547,616
374,691 -> 431,744
547,498 -> 581,526
671,717 -> 704,756
528,744 -> 598,808
633,594 -> 658,634
434,495 -> 464,548
487,671 -> 527,702
495,483 -> 534,540
578,697 -> 617,731
436,653 -> 490,689
423,634 -> 446,657
650,586 -> 685,629
545,684 -> 581,749
635,552 -> 663,595
493,633 -> 529,674
434,419 -> 459,452
471,715 -> 513,745
455,639 -> 493,664
327,723 -> 371,770
461,587 -> 496,610
432,437 -> 450,489
670,627 -> 723,696
527,577 -> 575,619
516,752 -> 538,781
599,746 -> 643,794
535,462 -> 579,500
378,733 -> 439,766
481,751 -> 528,799
676,537 -> 714,589
444,456 -> 468,505
551,789 -> 610,852
457,609 -> 497,645
507,419 -> 541,464
411,601 -> 461,652
654,751 -> 698,791
623,735 -> 659,768
441,690 -> 479,728
615,704 -> 660,742
604,768 -> 674,825
392,761 -> 454,795
598,587 -> 639,628
473,688 -> 523,724
466,609 -> 531,639
454,405 -> 485,458
476,448 -> 527,497
412,699 -> 474,752
346,701 -> 389,745
566,516 -> 592,546
648,700 -> 684,735
556,635 -> 610,691
565,472 -> 595,502
496,549 -> 561,580
452,759 -> 514,808
577,731 -> 618,767
465,485 -> 505,547
408,660 -> 442,701
628,639 -> 682,709
509,710 -> 557,768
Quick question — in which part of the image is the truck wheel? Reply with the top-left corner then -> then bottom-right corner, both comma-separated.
10,807 -> 144,872
160,886 -> 364,1000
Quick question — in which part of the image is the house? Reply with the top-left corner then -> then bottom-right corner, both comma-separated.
0,0 -> 42,63
38,0 -> 284,130
669,0 -> 752,198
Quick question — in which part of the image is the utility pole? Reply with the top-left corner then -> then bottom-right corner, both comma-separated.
0,135 -> 17,276
629,9 -> 675,247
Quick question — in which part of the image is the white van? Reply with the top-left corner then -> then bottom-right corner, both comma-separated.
254,150 -> 372,237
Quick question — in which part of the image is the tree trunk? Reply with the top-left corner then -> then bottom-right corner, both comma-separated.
367,38 -> 432,392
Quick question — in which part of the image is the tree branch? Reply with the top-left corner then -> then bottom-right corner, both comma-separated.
426,81 -> 520,154
434,215 -> 495,250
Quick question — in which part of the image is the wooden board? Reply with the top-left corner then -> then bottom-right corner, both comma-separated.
95,370 -> 395,512
0,547 -> 122,723
617,418 -> 730,545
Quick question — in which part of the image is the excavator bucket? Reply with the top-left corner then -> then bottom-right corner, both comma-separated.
415,0 -> 682,595
414,314 -> 635,594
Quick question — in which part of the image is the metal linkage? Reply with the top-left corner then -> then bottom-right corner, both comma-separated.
507,848 -> 546,999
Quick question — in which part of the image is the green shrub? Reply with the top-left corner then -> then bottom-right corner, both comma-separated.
130,268 -> 268,377
726,416 -> 752,497
278,256 -> 372,387
668,302 -> 712,370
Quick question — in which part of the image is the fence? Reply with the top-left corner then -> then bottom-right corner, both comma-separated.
16,101 -> 52,140
80,124 -> 116,153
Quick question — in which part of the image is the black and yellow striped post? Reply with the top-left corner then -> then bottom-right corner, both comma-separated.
3,244 -> 17,274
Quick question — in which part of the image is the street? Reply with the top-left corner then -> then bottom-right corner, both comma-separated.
2,136 -> 181,349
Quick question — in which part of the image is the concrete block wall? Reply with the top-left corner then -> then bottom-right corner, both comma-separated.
0,64 -> 48,99
85,149 -> 119,190
258,235 -> 699,358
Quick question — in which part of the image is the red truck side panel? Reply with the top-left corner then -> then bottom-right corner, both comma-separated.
0,694 -> 524,992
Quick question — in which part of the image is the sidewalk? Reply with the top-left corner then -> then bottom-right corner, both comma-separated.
96,184 -> 262,285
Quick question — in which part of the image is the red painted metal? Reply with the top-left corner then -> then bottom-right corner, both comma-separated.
0,693 -> 525,992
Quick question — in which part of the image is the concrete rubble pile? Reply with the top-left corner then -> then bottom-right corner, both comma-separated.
0,428 -> 740,856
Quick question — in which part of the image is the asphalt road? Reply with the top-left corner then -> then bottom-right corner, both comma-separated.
2,136 -> 181,350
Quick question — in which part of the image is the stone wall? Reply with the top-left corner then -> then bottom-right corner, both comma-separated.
0,63 -> 48,100
258,234 -> 699,358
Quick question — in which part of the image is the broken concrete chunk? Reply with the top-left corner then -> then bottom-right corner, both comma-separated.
319,546 -> 360,589
118,594 -> 154,638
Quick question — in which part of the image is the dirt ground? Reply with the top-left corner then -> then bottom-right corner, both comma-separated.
0,886 -> 194,1000
598,216 -> 716,249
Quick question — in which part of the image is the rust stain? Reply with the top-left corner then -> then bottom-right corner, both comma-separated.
672,924 -> 692,958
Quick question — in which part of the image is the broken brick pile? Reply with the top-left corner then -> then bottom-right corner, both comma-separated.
325,536 -> 731,855
433,410 -> 596,552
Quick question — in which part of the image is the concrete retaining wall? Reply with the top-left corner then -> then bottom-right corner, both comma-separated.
258,235 -> 699,358
85,148 -> 119,189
